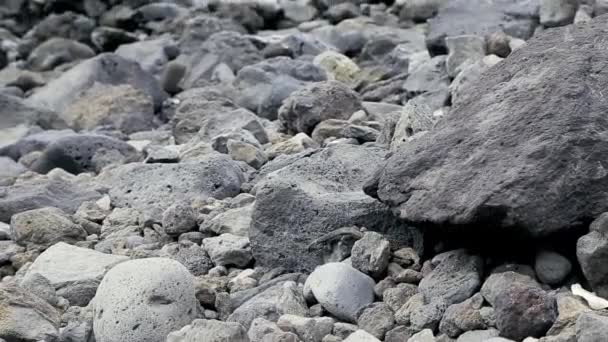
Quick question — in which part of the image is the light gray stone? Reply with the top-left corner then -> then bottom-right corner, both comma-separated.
166,319 -> 248,342
94,258 -> 199,342
204,233 -> 253,268
304,262 -> 375,322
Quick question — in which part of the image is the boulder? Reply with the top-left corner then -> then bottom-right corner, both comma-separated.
26,242 -> 128,305
277,314 -> 334,342
367,15 -> 608,237
540,0 -> 577,27
0,177 -> 101,223
11,207 -> 87,250
97,154 -> 244,222
0,93 -> 63,136
304,262 -> 375,322
419,250 -> 483,306
576,312 -> 608,342
426,0 -> 538,51
351,231 -> 391,278
534,250 -> 572,286
577,213 -> 608,298
181,31 -> 262,88
115,36 -> 176,76
26,53 -> 166,113
203,233 -> 253,268
27,38 -> 95,72
61,83 -> 156,134
0,283 -> 60,341
233,56 -> 327,120
171,97 -> 263,144
167,319 -> 249,342
278,80 -> 363,135
482,272 -> 557,340
31,134 -> 140,174
227,281 -> 308,329
94,258 -> 199,342
250,144 -> 423,272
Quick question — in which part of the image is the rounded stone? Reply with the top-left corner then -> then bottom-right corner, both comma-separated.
534,250 -> 572,286
93,258 -> 199,342
304,262 -> 375,322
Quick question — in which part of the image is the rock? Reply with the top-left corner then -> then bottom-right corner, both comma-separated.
11,207 -> 87,250
0,283 -> 60,341
0,93 -> 63,139
408,329 -> 435,342
27,38 -> 95,72
277,314 -> 334,342
576,312 -> 608,342
249,317 -> 283,342
439,293 -> 487,337
61,83 -> 156,134
597,0 -> 608,15
426,0 -> 537,51
97,155 -> 243,223
402,56 -> 450,111
540,0 -> 577,27
203,233 -> 253,268
389,102 -> 435,151
383,283 -> 419,311
486,32 -> 511,58
577,213 -> 608,298
171,97 -> 262,145
278,80 -> 363,135
266,133 -> 319,159
455,329 -> 499,342
313,51 -> 360,84
26,242 -> 128,302
27,11 -> 96,44
486,274 -> 557,340
357,302 -> 395,339
177,14 -> 246,55
0,240 -> 22,263
281,0 -> 318,23
351,231 -> 391,278
166,319 -> 249,342
410,299 -> 448,331
26,53 -> 166,114
481,271 -> 540,306
0,177 -> 100,223
534,250 -> 572,286
162,202 -> 197,236
418,250 -> 483,306
368,16 -> 608,237
31,134 -> 140,174
227,281 -> 308,329
343,330 -> 381,342
162,61 -> 187,94
228,140 -> 268,169
399,0 -> 444,20
304,262 -> 375,322
94,258 -> 199,342
0,157 -> 25,183
200,203 -> 253,237
251,144 -> 422,271
233,56 -> 327,120
160,242 -> 213,276
449,57 -> 501,106
181,31 -> 262,88
91,26 -> 138,52
445,35 -> 486,77
115,36 -> 176,76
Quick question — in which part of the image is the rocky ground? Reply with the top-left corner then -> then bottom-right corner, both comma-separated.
1,0 -> 608,341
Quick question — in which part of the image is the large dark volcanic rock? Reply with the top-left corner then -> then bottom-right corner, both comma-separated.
367,16 -> 608,237
251,144 -> 423,272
